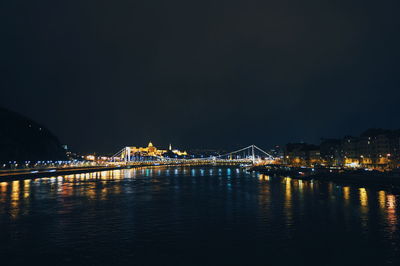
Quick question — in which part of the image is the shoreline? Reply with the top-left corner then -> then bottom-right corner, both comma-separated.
0,166 -> 127,181
250,165 -> 400,191
0,162 -> 248,182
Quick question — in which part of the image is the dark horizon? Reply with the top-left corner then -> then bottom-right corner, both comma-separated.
3,105 -> 400,155
1,1 -> 400,154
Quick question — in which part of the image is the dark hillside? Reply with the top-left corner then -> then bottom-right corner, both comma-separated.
0,107 -> 66,162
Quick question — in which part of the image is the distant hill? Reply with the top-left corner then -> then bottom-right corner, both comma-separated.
0,107 -> 67,162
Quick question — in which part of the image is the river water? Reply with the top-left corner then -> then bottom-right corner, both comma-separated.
0,166 -> 399,265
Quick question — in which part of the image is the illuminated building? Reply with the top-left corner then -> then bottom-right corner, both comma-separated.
85,155 -> 96,161
284,143 -> 321,166
341,129 -> 400,170
320,138 -> 342,166
122,142 -> 187,160
282,129 -> 400,169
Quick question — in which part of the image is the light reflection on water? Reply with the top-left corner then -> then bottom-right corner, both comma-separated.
0,167 -> 399,265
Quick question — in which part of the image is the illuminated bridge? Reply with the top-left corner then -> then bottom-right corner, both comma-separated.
111,145 -> 276,166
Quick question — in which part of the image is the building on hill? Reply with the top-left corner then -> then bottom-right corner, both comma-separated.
122,142 -> 187,161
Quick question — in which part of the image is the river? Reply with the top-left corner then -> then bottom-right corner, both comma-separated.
0,166 -> 399,265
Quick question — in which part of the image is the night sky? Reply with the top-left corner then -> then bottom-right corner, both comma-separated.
1,1 -> 400,154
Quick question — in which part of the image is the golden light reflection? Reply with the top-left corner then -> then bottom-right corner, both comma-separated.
0,182 -> 7,192
387,195 -> 396,209
257,174 -> 271,223
378,191 -> 386,209
343,187 -> 350,202
61,183 -> 73,197
57,177 -> 63,192
284,177 -> 293,227
101,171 -> 108,180
113,184 -> 122,194
23,179 -> 30,199
386,194 -> 397,233
258,174 -> 270,181
114,172 -> 122,180
298,180 -> 303,190
359,188 -> 368,207
285,178 -> 291,202
11,181 -> 20,199
49,177 -> 57,194
100,187 -> 108,201
10,180 -> 21,219
64,174 -> 73,181
86,185 -> 97,199
0,182 -> 8,204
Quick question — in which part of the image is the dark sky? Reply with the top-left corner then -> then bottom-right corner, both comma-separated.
1,0 -> 400,153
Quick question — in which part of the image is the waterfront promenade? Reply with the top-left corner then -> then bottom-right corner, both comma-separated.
0,159 -> 251,181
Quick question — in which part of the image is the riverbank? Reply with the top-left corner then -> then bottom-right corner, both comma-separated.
0,165 -> 127,181
0,162 -> 249,181
250,165 -> 400,188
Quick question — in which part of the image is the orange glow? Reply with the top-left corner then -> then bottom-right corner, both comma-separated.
359,188 -> 368,207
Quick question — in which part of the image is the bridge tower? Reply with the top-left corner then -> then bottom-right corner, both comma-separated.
124,147 -> 130,162
251,145 -> 255,164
